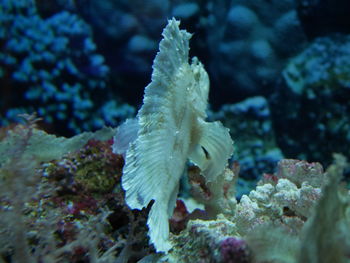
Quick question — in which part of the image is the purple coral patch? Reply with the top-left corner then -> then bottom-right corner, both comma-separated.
220,237 -> 251,263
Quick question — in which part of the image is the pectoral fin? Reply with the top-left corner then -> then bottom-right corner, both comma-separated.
189,120 -> 234,181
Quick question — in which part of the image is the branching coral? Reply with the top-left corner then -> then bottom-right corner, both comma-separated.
0,0 -> 134,134
156,157 -> 350,263
235,159 -> 325,235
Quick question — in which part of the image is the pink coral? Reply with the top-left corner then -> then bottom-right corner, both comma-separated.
220,237 -> 251,263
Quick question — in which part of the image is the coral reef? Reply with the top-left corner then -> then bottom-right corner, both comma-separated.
163,215 -> 240,263
0,0 -> 134,134
2,124 -> 348,262
1,10 -> 350,263
234,159 -> 325,235
271,34 -> 350,165
1,104 -> 350,262
154,157 -> 350,263
0,116 -> 151,262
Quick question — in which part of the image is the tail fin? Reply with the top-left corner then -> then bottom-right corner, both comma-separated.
147,201 -> 172,253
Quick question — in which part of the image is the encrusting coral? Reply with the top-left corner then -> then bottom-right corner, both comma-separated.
0,115 -> 152,262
